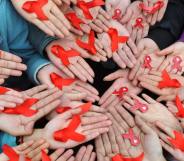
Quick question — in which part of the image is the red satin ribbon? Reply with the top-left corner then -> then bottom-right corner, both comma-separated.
139,1 -> 164,14
171,56 -> 182,72
50,72 -> 75,90
41,150 -> 51,161
65,12 -> 85,30
2,98 -> 38,117
0,86 -> 9,94
2,144 -> 31,161
142,55 -> 152,69
51,45 -> 80,66
175,95 -> 184,118
76,30 -> 97,54
158,70 -> 181,89
168,131 -> 184,152
22,0 -> 48,20
131,99 -> 148,113
134,18 -> 144,28
112,152 -> 144,161
56,106 -> 72,114
113,87 -> 128,98
108,28 -> 129,52
77,0 -> 105,20
112,9 -> 122,20
54,102 -> 92,142
122,128 -> 140,146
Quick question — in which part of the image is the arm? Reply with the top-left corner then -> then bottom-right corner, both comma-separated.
147,0 -> 184,49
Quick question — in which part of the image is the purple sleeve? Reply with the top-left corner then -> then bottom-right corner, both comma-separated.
179,32 -> 184,42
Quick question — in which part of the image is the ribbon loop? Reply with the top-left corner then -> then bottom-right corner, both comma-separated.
50,72 -> 76,90
51,45 -> 80,66
77,0 -> 105,20
132,99 -> 148,113
112,152 -> 144,161
0,86 -> 9,94
142,55 -> 152,69
112,9 -> 122,20
171,56 -> 182,72
22,0 -> 48,20
158,70 -> 181,89
134,18 -> 144,28
113,87 -> 128,98
108,28 -> 129,52
122,128 -> 140,146
76,30 -> 97,54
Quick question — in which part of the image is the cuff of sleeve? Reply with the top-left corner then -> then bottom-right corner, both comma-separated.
179,32 -> 184,42
147,28 -> 175,50
27,55 -> 51,84
0,132 -> 16,153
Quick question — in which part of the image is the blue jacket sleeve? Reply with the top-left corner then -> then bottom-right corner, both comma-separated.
5,1 -> 50,84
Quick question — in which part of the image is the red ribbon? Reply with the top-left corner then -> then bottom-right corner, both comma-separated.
54,102 -> 92,142
112,152 -> 144,161
50,72 -> 76,90
65,12 -> 85,30
142,55 -> 152,69
139,1 -> 164,14
171,56 -> 182,72
76,30 -> 97,55
51,45 -> 80,66
56,106 -> 72,114
0,86 -> 9,94
131,99 -> 148,113
122,128 -> 140,146
112,9 -> 122,20
158,70 -> 181,89
134,18 -> 144,28
108,28 -> 129,52
77,0 -> 105,20
2,144 -> 31,161
168,131 -> 184,152
2,98 -> 38,117
22,0 -> 48,20
113,87 -> 128,98
41,150 -> 51,161
175,95 -> 184,118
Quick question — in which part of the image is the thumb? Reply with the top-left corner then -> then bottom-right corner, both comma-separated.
103,70 -> 125,81
65,92 -> 87,101
156,45 -> 174,56
120,8 -> 133,24
25,121 -> 34,135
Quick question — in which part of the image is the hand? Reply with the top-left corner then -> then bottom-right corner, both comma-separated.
105,0 -> 130,19
157,42 -> 184,75
11,0 -> 71,38
0,87 -> 62,135
129,38 -> 164,86
75,145 -> 96,161
0,50 -> 27,84
120,0 -> 150,41
0,87 -> 24,109
143,0 -> 168,25
138,71 -> 184,101
99,70 -> 141,109
123,93 -> 182,131
155,121 -> 184,161
37,64 -> 99,102
53,0 -> 76,6
46,39 -> 95,82
135,116 -> 166,161
26,107 -> 111,149
98,20 -> 138,68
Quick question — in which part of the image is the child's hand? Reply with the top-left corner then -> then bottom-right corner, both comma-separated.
155,122 -> 184,161
123,93 -> 182,131
40,107 -> 111,149
135,116 -> 166,161
99,70 -> 141,109
0,87 -> 62,136
75,145 -> 96,161
37,64 -> 99,102
129,38 -> 164,86
46,39 -> 95,83
157,42 -> 184,75
142,0 -> 168,25
0,50 -> 27,84
11,0 -> 71,38
0,87 -> 24,110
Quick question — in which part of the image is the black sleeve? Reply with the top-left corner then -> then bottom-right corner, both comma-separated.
147,0 -> 184,49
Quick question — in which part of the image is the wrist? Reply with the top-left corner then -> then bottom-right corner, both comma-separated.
23,129 -> 43,142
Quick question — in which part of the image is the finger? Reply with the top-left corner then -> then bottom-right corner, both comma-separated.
0,60 -> 27,71
15,140 -> 34,151
89,152 -> 96,161
157,45 -> 174,56
89,23 -> 103,33
23,85 -> 48,97
0,100 -> 16,108
112,53 -> 126,69
99,87 -> 116,105
75,146 -> 86,161
50,148 -> 65,160
157,95 -> 175,102
82,145 -> 93,161
101,95 -> 117,109
142,93 -> 156,104
99,8 -> 111,20
57,149 -> 74,161
129,61 -> 141,80
0,94 -> 24,104
139,82 -> 163,95
0,67 -> 23,76
0,51 -> 22,62
102,133 -> 112,155
120,8 -> 133,24
76,81 -> 98,95
108,126 -> 119,154
161,140 -> 175,155
81,115 -> 108,125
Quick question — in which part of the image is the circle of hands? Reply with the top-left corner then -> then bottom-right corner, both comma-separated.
2,0 -> 184,161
